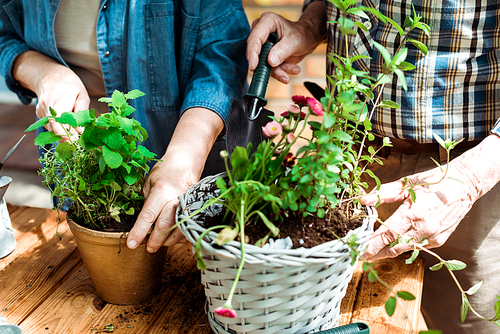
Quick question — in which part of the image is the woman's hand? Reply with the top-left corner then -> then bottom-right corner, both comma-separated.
13,51 -> 90,140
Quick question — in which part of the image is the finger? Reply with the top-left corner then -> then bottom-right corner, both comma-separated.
127,191 -> 166,250
163,226 -> 186,247
360,180 -> 409,206
247,16 -> 274,70
362,227 -> 399,260
145,199 -> 179,252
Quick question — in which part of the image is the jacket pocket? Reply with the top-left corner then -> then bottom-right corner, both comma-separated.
143,2 -> 199,112
1,0 -> 24,40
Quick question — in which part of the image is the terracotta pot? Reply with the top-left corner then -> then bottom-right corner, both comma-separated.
67,218 -> 167,305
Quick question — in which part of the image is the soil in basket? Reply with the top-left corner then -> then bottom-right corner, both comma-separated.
198,185 -> 364,249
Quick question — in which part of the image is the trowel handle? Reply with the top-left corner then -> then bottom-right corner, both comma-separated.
314,322 -> 369,334
244,33 -> 279,106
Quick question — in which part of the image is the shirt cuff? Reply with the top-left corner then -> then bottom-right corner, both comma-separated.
491,119 -> 500,137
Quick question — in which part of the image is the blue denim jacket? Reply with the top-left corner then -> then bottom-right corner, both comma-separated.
0,0 -> 250,157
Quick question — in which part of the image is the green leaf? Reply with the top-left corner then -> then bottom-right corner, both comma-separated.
34,131 -> 62,146
117,116 -> 136,136
445,260 -> 467,271
102,145 -> 123,169
408,39 -> 428,55
55,142 -> 73,161
461,295 -> 470,322
26,117 -> 50,132
397,291 -> 416,301
408,188 -> 416,202
384,16 -> 405,36
102,128 -> 127,150
324,113 -> 336,129
419,330 -> 442,334
373,41 -> 392,66
358,6 -> 387,23
429,262 -> 443,271
333,130 -> 354,143
255,211 -> 280,236
394,68 -> 408,91
379,100 -> 400,109
354,21 -> 369,32
125,89 -> 145,100
347,8 -> 370,19
385,296 -> 397,316
432,133 -> 446,148
392,48 -> 408,66
49,106 -> 57,117
368,269 -> 379,282
111,90 -> 127,110
465,281 -> 483,295
398,61 -> 416,71
55,112 -> 77,128
406,249 -> 419,264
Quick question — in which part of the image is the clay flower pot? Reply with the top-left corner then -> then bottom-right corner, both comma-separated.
67,218 -> 167,305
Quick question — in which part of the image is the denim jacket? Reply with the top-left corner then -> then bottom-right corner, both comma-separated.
0,0 -> 250,156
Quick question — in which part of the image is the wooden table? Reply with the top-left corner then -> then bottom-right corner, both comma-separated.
0,206 -> 425,333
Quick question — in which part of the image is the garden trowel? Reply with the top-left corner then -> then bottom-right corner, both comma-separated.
226,33 -> 278,154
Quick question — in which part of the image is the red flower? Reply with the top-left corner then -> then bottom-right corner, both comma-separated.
282,153 -> 296,168
292,95 -> 308,106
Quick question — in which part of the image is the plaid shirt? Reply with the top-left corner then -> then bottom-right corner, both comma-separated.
326,0 -> 500,143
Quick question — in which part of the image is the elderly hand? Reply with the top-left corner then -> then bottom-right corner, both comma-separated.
13,51 -> 90,140
126,108 -> 224,253
246,1 -> 327,84
361,135 -> 500,260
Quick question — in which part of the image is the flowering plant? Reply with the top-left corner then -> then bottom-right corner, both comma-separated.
174,2 -> 436,321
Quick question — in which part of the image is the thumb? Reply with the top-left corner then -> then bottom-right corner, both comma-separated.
360,180 -> 409,206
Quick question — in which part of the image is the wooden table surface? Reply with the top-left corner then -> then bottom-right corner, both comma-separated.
0,205 -> 425,334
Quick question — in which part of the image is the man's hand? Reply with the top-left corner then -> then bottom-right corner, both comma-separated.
246,2 -> 327,84
13,50 -> 90,140
361,134 -> 500,260
126,108 -> 224,253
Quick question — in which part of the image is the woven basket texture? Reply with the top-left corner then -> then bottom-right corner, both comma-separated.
177,173 -> 375,334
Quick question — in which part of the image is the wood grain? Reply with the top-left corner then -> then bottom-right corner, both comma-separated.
0,207 -> 425,334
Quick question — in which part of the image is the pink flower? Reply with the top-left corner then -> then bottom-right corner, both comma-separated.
292,95 -> 308,106
280,111 -> 289,117
262,120 -> 282,138
286,133 -> 295,144
214,306 -> 237,318
287,104 -> 301,115
307,97 -> 324,116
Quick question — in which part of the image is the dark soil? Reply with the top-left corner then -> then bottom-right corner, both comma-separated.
198,186 -> 364,249
68,207 -> 138,232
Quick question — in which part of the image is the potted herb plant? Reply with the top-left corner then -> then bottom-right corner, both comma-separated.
173,3 -> 434,333
26,89 -> 167,305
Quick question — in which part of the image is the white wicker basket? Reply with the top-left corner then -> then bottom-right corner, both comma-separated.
177,173 -> 375,334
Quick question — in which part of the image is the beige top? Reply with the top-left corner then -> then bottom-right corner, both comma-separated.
54,0 -> 107,113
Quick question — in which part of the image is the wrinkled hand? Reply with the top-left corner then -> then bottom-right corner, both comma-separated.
35,67 -> 89,140
246,2 -> 326,84
13,50 -> 90,140
360,160 -> 479,260
126,107 -> 224,253
126,158 -> 192,253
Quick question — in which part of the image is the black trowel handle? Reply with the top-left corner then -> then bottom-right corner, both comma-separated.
244,33 -> 279,107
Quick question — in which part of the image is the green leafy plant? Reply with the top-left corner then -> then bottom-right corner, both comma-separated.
26,89 -> 157,230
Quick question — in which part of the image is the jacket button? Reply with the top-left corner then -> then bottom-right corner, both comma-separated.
104,51 -> 111,57
363,21 -> 373,30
